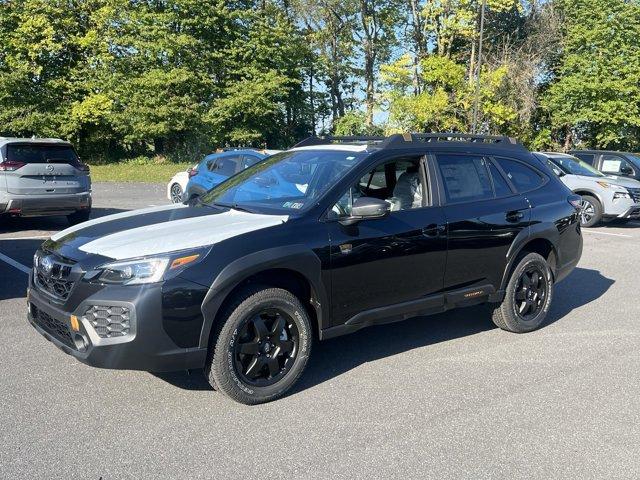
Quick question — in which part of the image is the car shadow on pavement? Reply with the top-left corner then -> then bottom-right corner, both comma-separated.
156,267 -> 614,395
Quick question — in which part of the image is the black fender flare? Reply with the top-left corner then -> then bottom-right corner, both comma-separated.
495,222 -> 561,297
198,245 -> 328,349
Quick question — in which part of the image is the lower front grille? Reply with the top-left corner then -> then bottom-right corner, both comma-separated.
31,304 -> 75,349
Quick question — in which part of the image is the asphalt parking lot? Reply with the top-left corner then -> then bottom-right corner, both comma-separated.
1,183 -> 640,479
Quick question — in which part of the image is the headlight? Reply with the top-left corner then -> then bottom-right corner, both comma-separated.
614,190 -> 631,200
97,258 -> 170,285
90,249 -> 207,285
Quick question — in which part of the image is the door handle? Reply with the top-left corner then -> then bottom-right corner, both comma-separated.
506,210 -> 525,222
422,223 -> 445,237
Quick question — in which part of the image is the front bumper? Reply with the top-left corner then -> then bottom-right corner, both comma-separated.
617,204 -> 640,219
2,191 -> 91,216
27,278 -> 207,372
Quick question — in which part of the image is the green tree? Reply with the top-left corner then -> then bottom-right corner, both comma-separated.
542,0 -> 640,150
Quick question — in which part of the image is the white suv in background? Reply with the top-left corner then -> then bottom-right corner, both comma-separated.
535,152 -> 640,227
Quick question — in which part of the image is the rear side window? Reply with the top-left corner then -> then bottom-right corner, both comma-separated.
437,154 -> 494,203
212,156 -> 240,176
496,158 -> 545,192
6,144 -> 79,164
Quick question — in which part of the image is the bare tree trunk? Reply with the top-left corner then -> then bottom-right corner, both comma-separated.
409,0 -> 424,95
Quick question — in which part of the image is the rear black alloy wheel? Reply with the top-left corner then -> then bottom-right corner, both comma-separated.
206,286 -> 312,404
491,252 -> 553,333
170,183 -> 183,203
513,266 -> 548,321
233,309 -> 299,387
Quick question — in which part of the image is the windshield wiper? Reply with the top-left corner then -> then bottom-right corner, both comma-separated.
209,201 -> 255,214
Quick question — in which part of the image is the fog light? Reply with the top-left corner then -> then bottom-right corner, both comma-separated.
83,305 -> 131,338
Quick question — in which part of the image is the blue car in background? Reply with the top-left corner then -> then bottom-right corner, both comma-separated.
184,149 -> 268,200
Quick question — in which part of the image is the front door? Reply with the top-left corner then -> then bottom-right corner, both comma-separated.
326,155 -> 447,327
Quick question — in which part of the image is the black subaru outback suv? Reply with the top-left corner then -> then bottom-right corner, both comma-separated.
28,134 -> 583,404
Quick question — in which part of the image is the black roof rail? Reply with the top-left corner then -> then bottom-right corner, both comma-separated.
292,132 -> 525,150
293,135 -> 386,148
410,133 -> 520,145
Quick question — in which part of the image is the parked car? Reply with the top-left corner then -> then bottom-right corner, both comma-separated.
0,137 -> 92,224
28,133 -> 583,404
535,152 -> 640,227
166,164 -> 197,204
185,150 -> 267,201
569,150 -> 640,183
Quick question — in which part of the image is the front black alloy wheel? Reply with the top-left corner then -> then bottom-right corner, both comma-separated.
206,286 -> 312,404
491,252 -> 553,333
233,309 -> 299,387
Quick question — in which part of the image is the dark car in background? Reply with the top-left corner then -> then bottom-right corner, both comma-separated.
0,138 -> 92,224
570,150 -> 640,185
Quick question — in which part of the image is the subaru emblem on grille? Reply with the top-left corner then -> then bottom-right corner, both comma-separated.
46,164 -> 54,172
40,256 -> 54,275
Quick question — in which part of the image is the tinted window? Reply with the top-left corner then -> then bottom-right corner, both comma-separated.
242,155 -> 262,169
212,156 -> 240,176
573,153 -> 595,165
488,161 -> 513,197
601,154 -> 635,175
437,154 -> 493,203
6,144 -> 79,164
496,158 -> 545,192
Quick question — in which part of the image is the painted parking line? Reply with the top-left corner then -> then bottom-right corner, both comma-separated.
0,252 -> 31,275
582,230 -> 633,238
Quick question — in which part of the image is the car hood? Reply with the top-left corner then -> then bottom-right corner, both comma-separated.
602,175 -> 640,188
46,204 -> 288,261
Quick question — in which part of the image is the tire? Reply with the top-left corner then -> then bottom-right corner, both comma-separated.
170,183 -> 183,203
491,252 -> 553,333
67,209 -> 91,226
205,286 -> 312,405
578,195 -> 602,227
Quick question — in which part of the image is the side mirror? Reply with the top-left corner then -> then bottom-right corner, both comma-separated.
340,197 -> 390,225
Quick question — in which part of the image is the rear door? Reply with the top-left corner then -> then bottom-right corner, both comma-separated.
2,143 -> 89,195
435,153 -> 531,292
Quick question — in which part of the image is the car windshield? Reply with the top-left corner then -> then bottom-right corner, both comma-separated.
201,149 -> 367,214
548,155 -> 604,177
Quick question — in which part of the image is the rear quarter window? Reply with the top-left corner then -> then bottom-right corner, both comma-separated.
496,158 -> 546,192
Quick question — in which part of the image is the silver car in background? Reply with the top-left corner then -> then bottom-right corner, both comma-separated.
535,152 -> 640,227
0,138 -> 92,225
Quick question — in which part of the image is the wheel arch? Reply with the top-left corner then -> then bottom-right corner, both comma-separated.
498,233 -> 560,297
199,246 -> 328,350
573,188 -> 603,207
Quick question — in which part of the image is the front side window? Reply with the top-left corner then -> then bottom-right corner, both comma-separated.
496,158 -> 546,192
601,154 -> 635,175
437,154 -> 494,203
330,157 -> 426,218
573,153 -> 596,165
202,150 -> 367,214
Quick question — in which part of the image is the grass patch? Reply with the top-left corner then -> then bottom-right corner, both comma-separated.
89,161 -> 193,183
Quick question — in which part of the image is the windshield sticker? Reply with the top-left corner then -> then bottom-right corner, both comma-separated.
282,201 -> 304,209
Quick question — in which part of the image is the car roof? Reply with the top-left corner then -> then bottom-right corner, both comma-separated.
204,149 -> 267,159
0,137 -> 72,148
569,149 -> 635,155
538,152 -> 577,159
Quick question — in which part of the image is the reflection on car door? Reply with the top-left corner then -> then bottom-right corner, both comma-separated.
326,155 -> 447,327
436,153 -> 532,292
